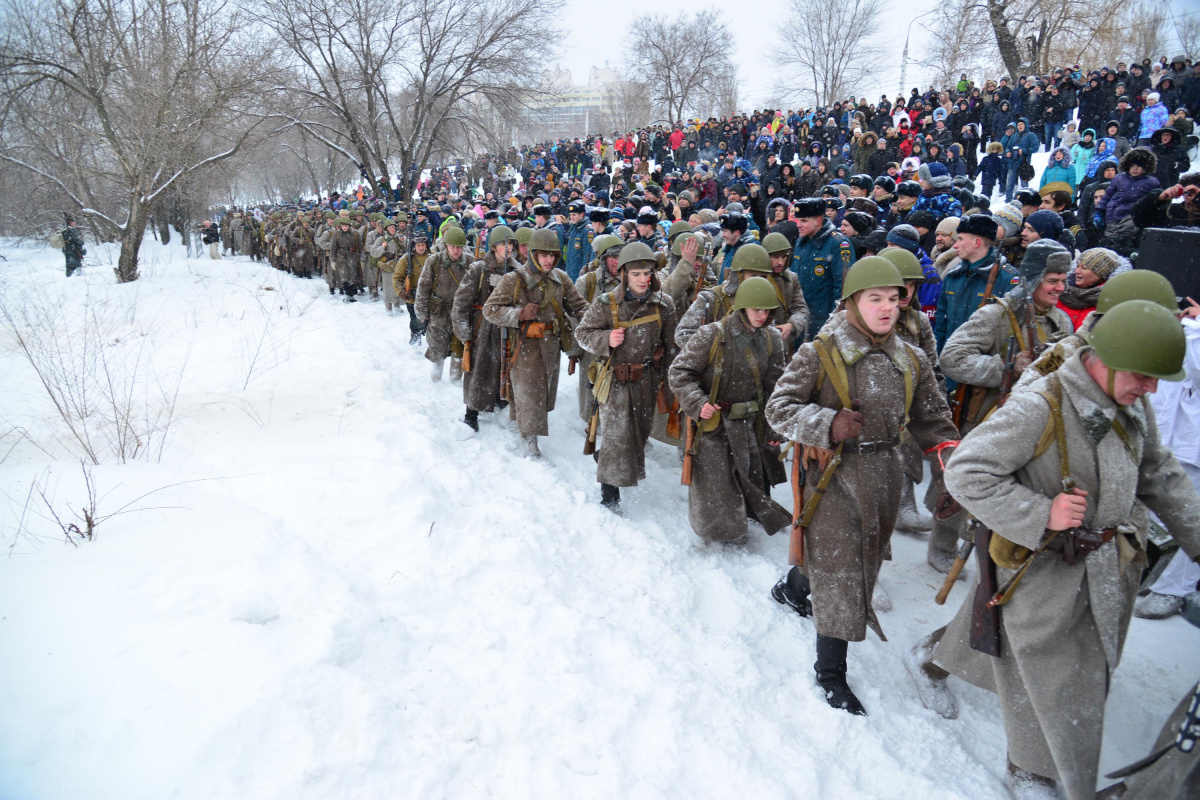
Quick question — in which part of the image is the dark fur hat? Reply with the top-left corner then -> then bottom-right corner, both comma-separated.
1120,147 -> 1157,174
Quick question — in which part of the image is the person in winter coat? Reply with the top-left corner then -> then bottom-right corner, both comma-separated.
1055,247 -> 1120,331
933,214 -> 1020,351
1039,146 -> 1075,192
975,141 -> 1005,197
928,300 -> 1200,800
1138,92 -> 1170,144
914,162 -> 964,222
1070,129 -> 1096,184
766,257 -> 958,716
1099,121 -> 1132,162
791,198 -> 855,337
1150,126 -> 1191,188
1097,148 -> 1161,237
60,213 -> 85,276
1001,118 -> 1040,201
415,226 -> 472,380
573,235 -> 625,420
944,143 -> 968,178
575,242 -> 678,511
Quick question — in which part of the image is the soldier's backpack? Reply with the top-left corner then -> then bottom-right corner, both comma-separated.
48,231 -> 65,250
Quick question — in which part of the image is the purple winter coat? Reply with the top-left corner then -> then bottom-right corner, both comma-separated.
1097,171 -> 1161,222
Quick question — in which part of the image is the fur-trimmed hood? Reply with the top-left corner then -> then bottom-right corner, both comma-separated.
1119,147 -> 1157,174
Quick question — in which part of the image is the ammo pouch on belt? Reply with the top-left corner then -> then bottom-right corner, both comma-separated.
614,363 -> 645,382
524,320 -> 549,339
989,534 -> 1032,570
717,400 -> 760,420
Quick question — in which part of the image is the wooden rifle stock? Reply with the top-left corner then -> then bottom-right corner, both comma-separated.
500,326 -> 511,402
788,443 -> 805,567
935,538 -> 975,605
951,259 -> 1003,429
681,416 -> 695,485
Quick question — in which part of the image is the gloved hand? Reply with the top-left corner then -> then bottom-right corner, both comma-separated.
1013,351 -> 1035,376
829,400 -> 864,443
517,302 -> 539,321
489,273 -> 502,287
934,493 -> 963,520
1092,211 -> 1104,228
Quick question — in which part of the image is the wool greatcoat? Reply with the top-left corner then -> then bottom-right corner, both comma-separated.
329,226 -> 363,285
573,264 -> 623,421
765,311 -> 957,641
415,249 -> 471,362
483,260 -> 588,437
669,311 -> 792,543
936,350 -> 1200,800
576,279 -> 678,487
452,251 -> 520,413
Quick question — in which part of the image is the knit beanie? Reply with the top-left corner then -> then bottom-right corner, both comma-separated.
993,205 -> 1024,239
886,224 -> 921,253
1077,248 -> 1120,281
936,216 -> 961,237
918,161 -> 953,189
908,210 -> 937,231
844,211 -> 874,235
1025,209 -> 1065,241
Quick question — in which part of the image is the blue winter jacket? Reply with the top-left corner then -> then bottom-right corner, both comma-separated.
914,189 -> 963,223
792,220 -> 855,337
934,248 -> 1020,351
564,222 -> 594,281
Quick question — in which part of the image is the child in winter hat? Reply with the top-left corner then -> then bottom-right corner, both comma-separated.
918,161 -> 953,190
993,204 -> 1024,239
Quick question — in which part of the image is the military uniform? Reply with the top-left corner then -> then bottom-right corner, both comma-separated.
394,247 -> 429,342
288,221 -> 319,279
453,245 -> 519,415
414,247 -> 470,374
791,219 -> 854,338
573,250 -> 623,422
369,228 -> 407,312
576,246 -> 678,496
329,225 -> 363,297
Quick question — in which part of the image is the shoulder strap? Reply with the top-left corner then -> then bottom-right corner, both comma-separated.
706,320 -> 728,404
1032,373 -> 1071,485
812,335 -> 852,411
900,345 -> 918,430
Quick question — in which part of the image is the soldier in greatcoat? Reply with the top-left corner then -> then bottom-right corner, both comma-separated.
329,217 -> 364,300
575,241 -> 678,511
393,231 -> 429,345
482,228 -> 588,458
765,257 -> 958,716
452,226 -> 519,432
573,234 -> 624,421
669,276 -> 793,544
675,243 -> 775,349
369,218 -> 407,313
415,226 -> 471,381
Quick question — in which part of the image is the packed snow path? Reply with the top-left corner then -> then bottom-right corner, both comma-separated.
1,240 -> 1196,799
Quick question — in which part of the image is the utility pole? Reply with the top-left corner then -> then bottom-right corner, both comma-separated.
900,9 -> 939,96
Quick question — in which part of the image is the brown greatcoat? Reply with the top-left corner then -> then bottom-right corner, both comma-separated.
668,311 -> 792,542
415,249 -> 470,362
764,311 -> 957,641
288,223 -> 318,278
452,252 -> 520,413
482,260 -> 588,436
329,226 -> 363,285
573,265 -> 623,421
575,280 -> 678,487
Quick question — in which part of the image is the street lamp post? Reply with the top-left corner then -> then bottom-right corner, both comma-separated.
899,9 -> 939,98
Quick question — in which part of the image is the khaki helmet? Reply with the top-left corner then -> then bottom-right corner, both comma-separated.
1096,270 -> 1178,315
1089,300 -> 1185,381
731,243 -> 772,273
667,220 -> 692,242
841,256 -> 908,300
760,232 -> 792,256
394,211 -> 410,222
878,247 -> 925,283
617,241 -> 656,270
671,231 -> 696,256
592,234 -> 623,259
528,227 -> 560,253
443,218 -> 462,230
734,276 -> 782,311
514,227 -> 534,245
488,225 -> 514,250
441,226 -> 467,247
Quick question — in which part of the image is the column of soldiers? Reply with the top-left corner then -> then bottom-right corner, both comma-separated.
238,194 -> 1200,800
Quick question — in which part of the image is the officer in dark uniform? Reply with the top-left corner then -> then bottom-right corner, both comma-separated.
790,197 -> 854,338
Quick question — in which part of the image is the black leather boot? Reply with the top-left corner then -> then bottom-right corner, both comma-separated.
463,409 -> 479,432
815,635 -> 866,716
600,483 -> 621,512
771,566 -> 812,617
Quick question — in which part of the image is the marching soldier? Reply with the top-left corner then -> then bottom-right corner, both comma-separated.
675,243 -> 774,348
932,240 -> 1074,571
926,301 -> 1200,800
668,276 -> 792,544
573,234 -> 625,421
482,228 -> 588,458
369,218 -> 407,313
288,213 -> 319,279
452,226 -> 519,433
765,257 -> 958,716
760,232 -> 810,352
394,231 -> 430,345
575,241 -> 679,511
329,214 -> 363,300
415,226 -> 471,381
362,213 -> 384,301
513,226 -> 533,264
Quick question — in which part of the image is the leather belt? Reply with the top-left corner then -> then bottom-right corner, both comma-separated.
841,436 -> 900,455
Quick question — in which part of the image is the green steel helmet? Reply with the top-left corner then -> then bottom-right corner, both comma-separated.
841,255 -> 908,300
394,211 -> 410,222
617,240 -> 656,270
487,225 -> 514,250
441,226 -> 467,247
1089,300 -> 1186,381
528,227 -> 560,253
514,226 -> 534,245
667,220 -> 692,242
734,276 -> 782,311
760,231 -> 792,255
443,218 -> 462,229
592,234 -> 623,259
671,231 -> 696,256
1095,270 -> 1178,315
877,247 -> 925,283
731,243 -> 771,273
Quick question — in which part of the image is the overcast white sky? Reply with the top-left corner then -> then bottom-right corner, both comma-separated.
554,0 -> 1200,111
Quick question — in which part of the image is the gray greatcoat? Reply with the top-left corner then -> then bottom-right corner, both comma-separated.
573,266 -> 623,421
576,282 -> 678,486
329,227 -> 363,285
765,311 -> 957,641
936,351 -> 1200,800
368,231 -> 406,310
669,312 -> 792,543
483,260 -> 588,436
453,252 -> 520,413
415,249 -> 470,362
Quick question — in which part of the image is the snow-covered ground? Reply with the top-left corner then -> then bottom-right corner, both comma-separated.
1,233 -> 1196,800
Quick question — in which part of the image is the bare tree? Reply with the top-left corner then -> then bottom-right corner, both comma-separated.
263,0 -> 561,201
772,0 -> 884,108
1171,9 -> 1200,60
595,79 -> 652,136
918,0 -> 1004,89
0,0 -> 275,282
624,10 -> 736,124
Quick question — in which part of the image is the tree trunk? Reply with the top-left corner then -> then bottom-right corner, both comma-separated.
116,203 -> 149,283
986,0 -> 1025,81
156,211 -> 171,245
